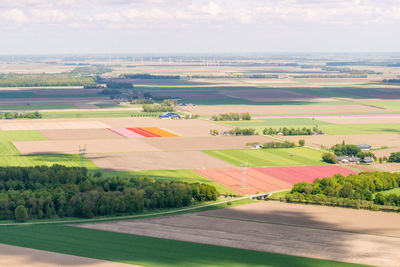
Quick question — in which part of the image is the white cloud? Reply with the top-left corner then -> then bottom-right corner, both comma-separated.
31,9 -> 69,23
92,12 -> 122,23
200,1 -> 221,17
2,8 -> 28,23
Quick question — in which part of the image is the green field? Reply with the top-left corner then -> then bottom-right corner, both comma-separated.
0,130 -> 98,169
0,91 -> 100,99
42,110 -> 160,119
0,224 -> 364,267
318,123 -> 400,134
0,104 -> 76,110
203,147 -> 326,167
218,119 -> 400,135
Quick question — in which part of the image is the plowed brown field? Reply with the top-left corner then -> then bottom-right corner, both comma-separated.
77,201 -> 400,266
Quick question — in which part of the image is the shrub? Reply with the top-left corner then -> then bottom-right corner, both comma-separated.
299,139 -> 305,147
15,205 -> 28,222
322,153 -> 337,164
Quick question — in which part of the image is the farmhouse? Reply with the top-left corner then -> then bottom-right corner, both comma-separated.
358,144 -> 372,150
159,112 -> 181,119
337,156 -> 360,164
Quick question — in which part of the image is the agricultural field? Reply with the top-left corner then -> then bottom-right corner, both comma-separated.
76,201 -> 400,266
1,55 -> 400,267
203,147 -> 326,167
194,165 -> 357,194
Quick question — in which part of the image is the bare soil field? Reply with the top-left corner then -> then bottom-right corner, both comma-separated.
371,147 -> 400,158
219,89 -> 315,102
98,118 -> 231,137
282,134 -> 400,149
177,104 -> 388,116
14,139 -> 160,154
87,151 -> 235,170
0,244 -> 135,267
0,119 -> 110,130
372,163 -> 400,172
142,136 -> 272,151
77,201 -> 400,266
40,128 -> 124,140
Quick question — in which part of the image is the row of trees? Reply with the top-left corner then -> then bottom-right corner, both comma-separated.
142,104 -> 174,112
263,127 -> 322,136
0,166 -> 218,221
211,112 -> 251,121
382,79 -> 400,84
263,141 -> 296,149
290,172 -> 400,203
0,73 -> 96,87
0,111 -> 42,120
124,74 -> 180,79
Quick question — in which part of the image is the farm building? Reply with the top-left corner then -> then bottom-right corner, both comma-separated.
159,112 -> 181,119
337,156 -> 360,164
361,157 -> 374,164
358,144 -> 372,150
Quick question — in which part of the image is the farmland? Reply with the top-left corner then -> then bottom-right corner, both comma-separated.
194,165 -> 357,194
1,54 -> 400,267
75,201 -> 400,266
203,147 -> 326,167
0,222 -> 363,267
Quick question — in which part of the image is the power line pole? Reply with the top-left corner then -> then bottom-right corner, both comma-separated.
79,144 -> 87,168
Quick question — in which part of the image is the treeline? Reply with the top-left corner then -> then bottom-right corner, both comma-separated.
0,73 -> 96,87
263,127 -> 322,136
210,127 -> 256,136
383,79 -> 400,84
332,143 -> 376,159
263,141 -> 296,149
0,165 -> 218,221
0,111 -> 42,119
124,74 -> 180,79
283,172 -> 400,210
323,67 -> 382,75
292,74 -> 367,78
190,74 -> 278,79
106,81 -> 134,89
142,104 -> 174,112
211,112 -> 251,121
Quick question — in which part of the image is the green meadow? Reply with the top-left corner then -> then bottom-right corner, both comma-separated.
203,147 -> 326,167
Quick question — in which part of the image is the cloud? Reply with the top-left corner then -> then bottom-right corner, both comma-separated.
2,8 -> 28,23
31,9 -> 69,23
200,1 -> 221,17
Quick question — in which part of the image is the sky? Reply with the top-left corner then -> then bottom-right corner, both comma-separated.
0,0 -> 399,54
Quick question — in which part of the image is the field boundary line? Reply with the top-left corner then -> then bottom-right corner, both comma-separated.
0,195 -> 262,227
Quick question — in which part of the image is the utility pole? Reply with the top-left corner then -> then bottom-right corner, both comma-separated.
79,145 -> 87,168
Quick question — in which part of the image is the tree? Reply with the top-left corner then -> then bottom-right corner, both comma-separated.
15,205 -> 28,222
388,152 -> 400,163
299,139 -> 305,147
322,153 -> 337,164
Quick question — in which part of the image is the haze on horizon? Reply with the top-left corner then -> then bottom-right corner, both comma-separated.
0,0 -> 399,55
